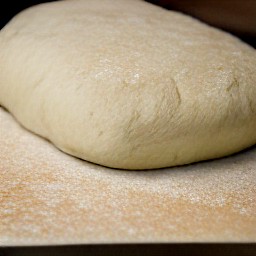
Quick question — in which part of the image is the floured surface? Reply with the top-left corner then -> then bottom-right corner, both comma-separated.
0,107 -> 256,245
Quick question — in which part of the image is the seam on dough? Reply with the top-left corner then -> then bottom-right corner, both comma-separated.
226,77 -> 239,92
126,110 -> 141,137
175,83 -> 181,106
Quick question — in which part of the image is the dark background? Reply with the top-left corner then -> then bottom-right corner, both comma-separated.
0,0 -> 256,47
0,0 -> 54,29
149,0 -> 256,47
1,244 -> 256,256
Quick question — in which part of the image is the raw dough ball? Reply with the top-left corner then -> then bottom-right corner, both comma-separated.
0,0 -> 256,169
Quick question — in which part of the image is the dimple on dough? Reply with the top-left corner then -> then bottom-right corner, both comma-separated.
0,0 -> 256,169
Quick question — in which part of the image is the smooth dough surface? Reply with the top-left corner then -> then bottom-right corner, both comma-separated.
0,0 -> 256,169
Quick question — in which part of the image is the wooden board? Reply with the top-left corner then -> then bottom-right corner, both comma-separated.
0,107 -> 255,245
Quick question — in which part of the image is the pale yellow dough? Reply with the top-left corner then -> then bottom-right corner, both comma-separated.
0,0 -> 256,169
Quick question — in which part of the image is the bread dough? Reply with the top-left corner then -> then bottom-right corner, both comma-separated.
0,0 -> 256,169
